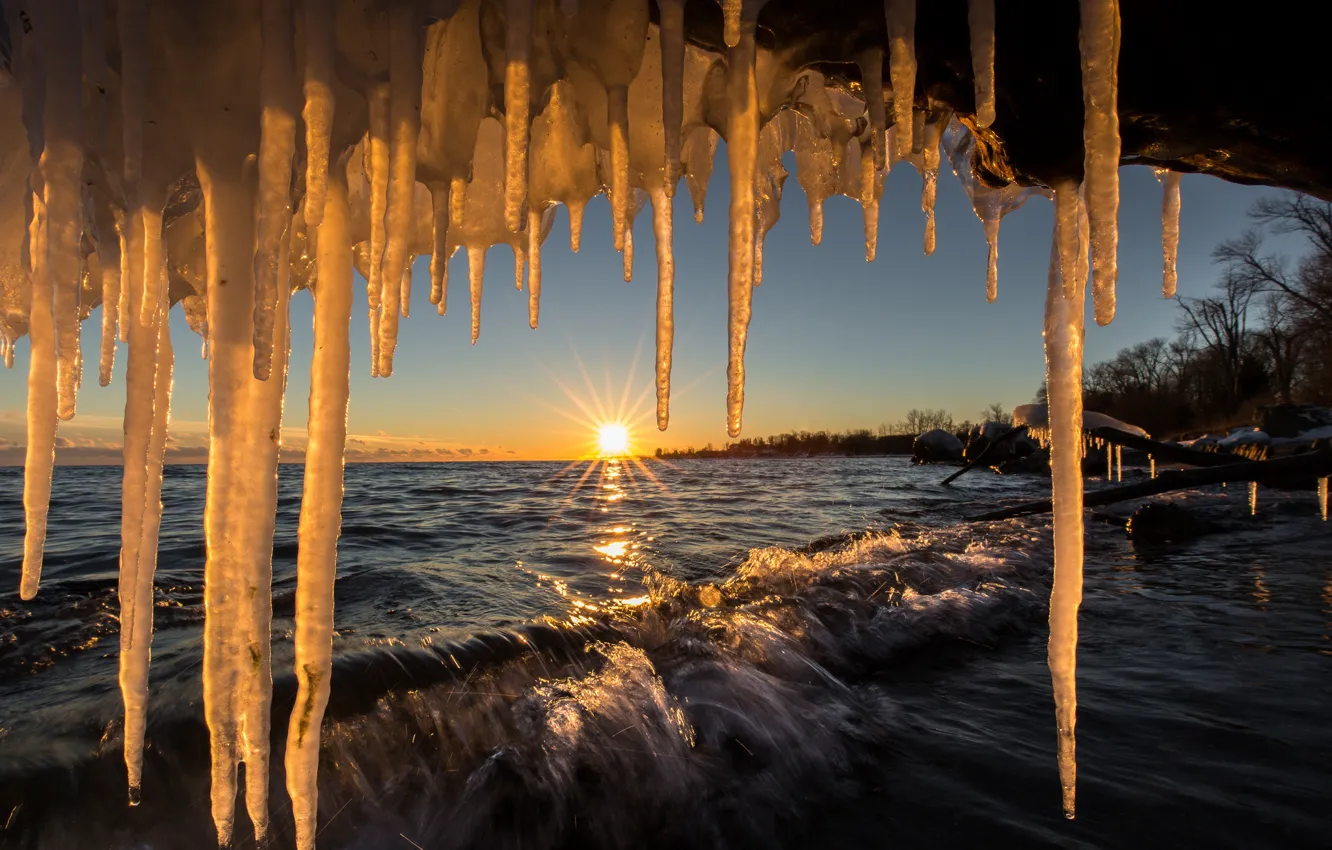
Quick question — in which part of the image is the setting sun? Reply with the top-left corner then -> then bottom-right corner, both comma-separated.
597,423 -> 630,457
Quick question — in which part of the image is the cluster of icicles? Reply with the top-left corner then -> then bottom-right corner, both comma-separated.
0,0 -> 1193,844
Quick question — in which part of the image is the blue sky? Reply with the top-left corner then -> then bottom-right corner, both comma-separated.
0,153 -> 1295,462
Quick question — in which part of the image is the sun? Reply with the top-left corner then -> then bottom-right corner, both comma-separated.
597,423 -> 630,457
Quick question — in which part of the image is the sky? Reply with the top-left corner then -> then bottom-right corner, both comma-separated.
0,152 -> 1301,463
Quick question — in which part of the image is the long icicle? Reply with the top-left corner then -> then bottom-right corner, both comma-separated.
302,0 -> 335,230
503,0 -> 533,232
967,0 -> 995,128
659,0 -> 686,195
22,194 -> 55,601
43,0 -> 86,422
98,209 -> 124,385
1079,0 -> 1121,325
429,181 -> 452,312
859,49 -> 886,171
286,174 -> 352,850
610,85 -> 631,253
468,245 -> 485,344
1044,187 -> 1089,821
253,0 -> 297,381
984,214 -> 1000,302
528,207 -> 543,328
120,277 -> 173,807
885,0 -> 916,159
724,13 -> 759,437
378,0 -> 423,376
651,187 -> 675,430
366,83 -> 391,373
1158,168 -> 1181,298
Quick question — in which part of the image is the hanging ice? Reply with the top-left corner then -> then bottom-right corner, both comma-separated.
22,194 -> 54,601
302,0 -> 335,231
967,0 -> 995,128
1079,0 -> 1121,325
1043,186 -> 1089,821
885,0 -> 916,158
659,0 -> 686,193
503,0 -> 533,233
1155,167 -> 1181,298
286,175 -> 353,850
1319,476 -> 1328,521
1248,481 -> 1258,515
724,11 -> 759,437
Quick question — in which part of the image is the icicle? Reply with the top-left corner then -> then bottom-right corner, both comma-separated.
622,225 -> 634,281
1150,456 -> 1156,479
528,208 -> 542,328
1079,0 -> 1121,326
610,85 -> 632,252
967,0 -> 995,128
724,15 -> 759,437
1115,444 -> 1122,482
1105,442 -> 1112,480
378,1 -> 423,375
1054,180 -> 1082,301
197,163 -> 290,846
302,0 -> 335,230
286,175 -> 352,850
859,144 -> 880,261
920,116 -> 943,256
1156,168 -> 1181,298
429,182 -> 452,312
504,0 -> 533,232
682,127 -> 719,224
1248,481 -> 1258,516
120,283 -> 173,807
859,49 -> 886,170
42,1 -> 86,422
98,210 -> 123,386
1319,477 -> 1328,521
22,194 -> 55,601
253,0 -> 297,381
514,242 -> 526,291
468,245 -> 485,344
1043,187 -> 1089,821
401,256 -> 415,315
984,215 -> 999,301
366,83 -> 390,364
720,0 -> 741,47
659,0 -> 686,194
886,0 -> 916,159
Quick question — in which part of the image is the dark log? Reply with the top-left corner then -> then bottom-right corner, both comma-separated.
1087,427 -> 1241,468
941,425 -> 1029,486
966,449 -> 1332,523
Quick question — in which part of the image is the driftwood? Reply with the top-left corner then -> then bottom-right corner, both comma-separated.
966,449 -> 1332,522
941,425 -> 1030,486
1087,427 -> 1241,468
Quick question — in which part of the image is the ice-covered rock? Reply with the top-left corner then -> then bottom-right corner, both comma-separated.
1012,404 -> 1149,439
913,428 -> 964,464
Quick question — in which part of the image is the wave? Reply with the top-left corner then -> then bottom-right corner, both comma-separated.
0,523 -> 1051,849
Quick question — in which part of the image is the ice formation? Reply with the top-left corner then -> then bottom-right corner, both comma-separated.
1320,477 -> 1328,521
1156,167 -> 1182,298
0,0 -> 1155,841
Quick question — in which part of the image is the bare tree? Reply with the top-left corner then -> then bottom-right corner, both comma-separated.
1253,296 -> 1303,403
1177,272 -> 1256,410
981,402 -> 1013,424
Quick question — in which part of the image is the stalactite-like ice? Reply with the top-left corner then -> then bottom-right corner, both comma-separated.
885,0 -> 916,158
253,0 -> 298,382
378,1 -> 425,376
22,194 -> 54,601
1043,188 -> 1090,821
682,126 -> 719,223
651,188 -> 675,429
503,0 -> 533,233
1079,0 -> 1121,325
859,49 -> 886,170
1115,443 -> 1122,481
468,245 -> 485,343
366,83 -> 391,374
1319,477 -> 1328,521
302,0 -> 335,231
968,0 -> 995,128
1156,167 -> 1181,298
724,17 -> 759,438
659,0 -> 686,193
98,210 -> 123,386
42,1 -> 86,422
286,176 -> 353,850
1248,481 -> 1258,515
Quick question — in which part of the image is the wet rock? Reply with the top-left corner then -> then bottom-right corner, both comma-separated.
912,429 -> 963,464
963,421 -> 1039,464
1126,502 -> 1218,545
1258,404 -> 1332,439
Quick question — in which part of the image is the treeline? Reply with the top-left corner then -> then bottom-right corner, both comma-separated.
1068,195 -> 1332,436
654,405 -> 1014,459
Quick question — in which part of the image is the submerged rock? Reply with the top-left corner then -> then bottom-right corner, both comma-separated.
913,429 -> 963,464
1126,502 -> 1219,545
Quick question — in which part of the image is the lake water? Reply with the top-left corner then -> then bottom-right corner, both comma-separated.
0,458 -> 1329,848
